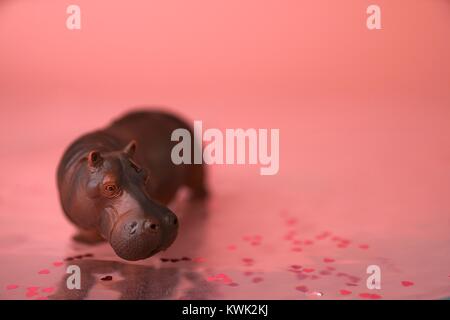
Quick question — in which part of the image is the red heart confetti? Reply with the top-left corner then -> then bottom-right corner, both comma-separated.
52,261 -> 64,267
252,277 -> 264,283
41,287 -> 55,293
340,289 -> 352,295
359,244 -> 370,250
303,268 -> 315,273
26,291 -> 39,298
38,269 -> 50,275
6,284 -> 19,290
295,285 -> 309,293
359,293 -> 382,299
401,281 -> 414,287
27,286 -> 39,291
323,258 -> 335,263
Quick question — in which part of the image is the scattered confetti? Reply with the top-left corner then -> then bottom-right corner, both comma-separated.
26,291 -> 39,298
6,284 -> 19,290
38,269 -> 50,275
252,277 -> 264,283
401,281 -> 414,287
41,287 -> 55,293
340,289 -> 352,295
359,293 -> 382,299
323,258 -> 335,263
295,285 -> 308,293
207,274 -> 233,285
52,261 -> 64,267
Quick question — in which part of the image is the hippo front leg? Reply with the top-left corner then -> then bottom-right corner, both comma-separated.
73,229 -> 106,244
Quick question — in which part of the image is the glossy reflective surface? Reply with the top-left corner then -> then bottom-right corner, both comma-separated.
1,101 -> 450,300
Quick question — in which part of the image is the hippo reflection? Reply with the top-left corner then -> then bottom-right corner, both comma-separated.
57,110 -> 208,260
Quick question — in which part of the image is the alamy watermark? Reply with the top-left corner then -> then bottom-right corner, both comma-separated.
171,121 -> 280,175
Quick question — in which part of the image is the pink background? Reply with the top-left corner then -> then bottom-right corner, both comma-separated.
0,0 -> 449,299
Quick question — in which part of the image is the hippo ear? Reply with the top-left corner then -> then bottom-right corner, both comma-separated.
123,140 -> 137,157
87,151 -> 103,168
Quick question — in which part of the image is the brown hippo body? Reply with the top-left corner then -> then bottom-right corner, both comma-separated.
57,110 -> 207,261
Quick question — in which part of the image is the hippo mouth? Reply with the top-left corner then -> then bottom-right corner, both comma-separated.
100,206 -> 177,261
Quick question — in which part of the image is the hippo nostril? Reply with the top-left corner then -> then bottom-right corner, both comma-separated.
143,220 -> 160,232
172,216 -> 178,225
127,221 -> 138,235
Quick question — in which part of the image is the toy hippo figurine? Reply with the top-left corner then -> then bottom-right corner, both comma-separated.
57,110 -> 208,261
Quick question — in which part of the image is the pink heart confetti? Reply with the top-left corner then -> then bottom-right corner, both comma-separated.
53,261 -> 64,267
323,258 -> 335,263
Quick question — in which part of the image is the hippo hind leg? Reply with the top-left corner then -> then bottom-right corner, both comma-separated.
186,163 -> 209,200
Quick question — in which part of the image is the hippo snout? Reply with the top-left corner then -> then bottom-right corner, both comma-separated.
108,209 -> 178,261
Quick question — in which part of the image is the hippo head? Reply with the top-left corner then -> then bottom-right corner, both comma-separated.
84,140 -> 178,261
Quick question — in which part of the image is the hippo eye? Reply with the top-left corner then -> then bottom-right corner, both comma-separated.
103,183 -> 121,198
